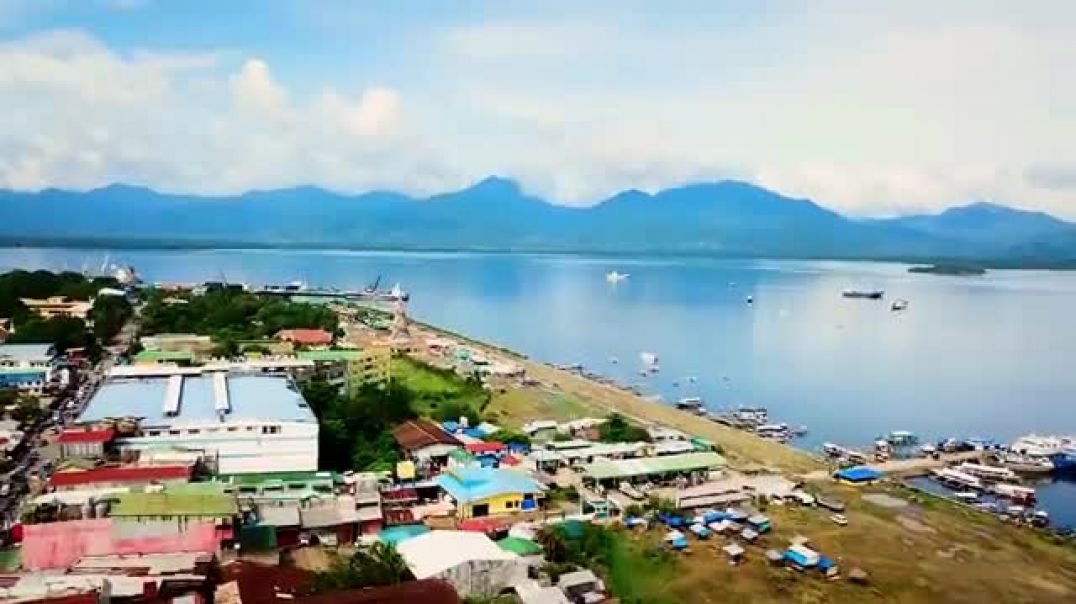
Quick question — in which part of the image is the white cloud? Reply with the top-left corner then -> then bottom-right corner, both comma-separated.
0,30 -> 455,196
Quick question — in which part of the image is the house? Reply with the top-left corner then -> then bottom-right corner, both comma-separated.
49,464 -> 192,491
0,343 -> 56,393
75,366 -> 319,474
19,296 -> 93,322
275,329 -> 333,347
20,518 -> 221,570
557,569 -> 607,602
435,467 -> 545,518
57,428 -> 115,459
299,495 -> 361,546
396,530 -> 527,597
393,419 -> 463,468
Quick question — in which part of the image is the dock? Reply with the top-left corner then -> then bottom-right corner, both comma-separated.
803,450 -> 985,482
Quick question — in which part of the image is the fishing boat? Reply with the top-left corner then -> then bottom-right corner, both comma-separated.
606,271 -> 630,283
931,467 -> 983,490
839,286 -> 882,297
956,463 -> 1016,482
886,431 -> 919,447
997,453 -> 1055,474
890,299 -> 909,311
991,483 -> 1037,504
675,397 -> 705,413
746,295 -> 754,304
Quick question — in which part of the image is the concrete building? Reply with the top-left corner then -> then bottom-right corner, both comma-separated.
57,427 -> 115,459
75,367 -> 319,474
397,530 -> 526,597
19,296 -> 94,322
140,333 -> 214,356
435,467 -> 545,518
296,347 -> 391,392
393,419 -> 463,468
0,343 -> 56,393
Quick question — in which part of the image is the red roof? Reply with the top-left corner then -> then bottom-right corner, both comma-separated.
465,441 -> 506,454
392,419 -> 462,452
457,517 -> 510,534
49,465 -> 191,488
58,428 -> 115,444
500,455 -> 522,466
274,329 -> 333,345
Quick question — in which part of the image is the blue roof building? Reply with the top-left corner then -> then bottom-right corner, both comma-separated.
76,368 -> 318,475
435,467 -> 546,519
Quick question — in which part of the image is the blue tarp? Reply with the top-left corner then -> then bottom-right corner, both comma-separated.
703,511 -> 731,524
835,466 -> 883,482
508,443 -> 530,454
818,556 -> 835,571
670,536 -> 688,549
442,421 -> 460,433
659,513 -> 685,528
463,428 -> 484,438
784,549 -> 818,567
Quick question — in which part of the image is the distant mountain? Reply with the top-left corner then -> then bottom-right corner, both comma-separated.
2,179 -> 1075,265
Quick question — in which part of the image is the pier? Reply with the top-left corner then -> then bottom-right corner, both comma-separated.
252,286 -> 408,302
803,450 -> 985,482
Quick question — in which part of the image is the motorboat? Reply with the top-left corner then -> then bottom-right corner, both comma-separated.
606,271 -> 630,283
956,463 -> 1016,482
842,289 -> 884,299
890,299 -> 909,311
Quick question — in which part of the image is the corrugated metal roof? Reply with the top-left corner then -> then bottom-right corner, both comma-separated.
78,373 -> 316,426
583,451 -> 727,481
110,491 -> 237,517
397,531 -> 517,579
49,465 -> 191,488
0,343 -> 55,362
393,419 -> 462,451
58,428 -> 115,444
435,468 -> 544,504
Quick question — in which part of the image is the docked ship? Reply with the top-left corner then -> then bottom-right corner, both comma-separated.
842,289 -> 884,300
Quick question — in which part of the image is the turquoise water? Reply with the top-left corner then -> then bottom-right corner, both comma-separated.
7,247 -> 1075,527
5,247 -> 1075,447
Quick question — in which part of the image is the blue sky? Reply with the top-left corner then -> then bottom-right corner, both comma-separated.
0,0 -> 1073,217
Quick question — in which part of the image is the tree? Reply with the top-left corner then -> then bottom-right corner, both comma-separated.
211,339 -> 239,359
312,542 -> 412,592
90,295 -> 132,343
599,413 -> 651,443
4,392 -> 45,427
492,429 -> 531,447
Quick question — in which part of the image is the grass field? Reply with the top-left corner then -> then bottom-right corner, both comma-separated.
390,356 -> 489,420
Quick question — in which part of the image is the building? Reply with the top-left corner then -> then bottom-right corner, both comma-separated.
140,333 -> 215,356
393,419 -> 463,468
275,329 -> 334,347
0,343 -> 56,393
396,530 -> 527,597
75,367 -> 319,474
57,427 -> 115,459
134,349 -> 197,366
435,467 -> 545,518
19,296 -> 94,322
49,464 -> 193,491
20,518 -> 221,570
296,347 -> 391,392
582,451 -> 727,486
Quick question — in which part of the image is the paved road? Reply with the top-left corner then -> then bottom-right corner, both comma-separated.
802,450 -> 985,482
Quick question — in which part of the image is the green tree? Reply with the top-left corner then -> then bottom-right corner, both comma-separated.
312,542 -> 412,591
599,413 -> 651,443
90,295 -> 132,343
491,429 -> 531,447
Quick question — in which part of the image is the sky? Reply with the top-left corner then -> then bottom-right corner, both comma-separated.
0,0 -> 1073,217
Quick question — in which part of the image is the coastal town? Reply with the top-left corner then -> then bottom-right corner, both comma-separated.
0,267 -> 1074,603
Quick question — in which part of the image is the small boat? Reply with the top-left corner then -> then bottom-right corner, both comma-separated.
746,295 -> 754,304
675,397 -> 705,413
992,483 -> 1037,504
954,491 -> 979,502
606,271 -> 630,283
956,463 -> 1016,482
891,299 -> 909,311
932,467 -> 983,490
609,357 -> 619,364
886,431 -> 919,446
842,289 -> 884,299
829,514 -> 848,526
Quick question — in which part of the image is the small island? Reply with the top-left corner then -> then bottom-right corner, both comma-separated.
908,263 -> 987,276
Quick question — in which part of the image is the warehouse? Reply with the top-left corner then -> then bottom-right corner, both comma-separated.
76,366 -> 319,474
582,451 -> 727,485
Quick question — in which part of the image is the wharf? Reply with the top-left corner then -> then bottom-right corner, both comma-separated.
803,450 -> 985,482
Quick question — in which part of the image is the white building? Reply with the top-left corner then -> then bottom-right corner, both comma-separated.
0,343 -> 56,393
76,366 -> 318,474
396,530 -> 527,597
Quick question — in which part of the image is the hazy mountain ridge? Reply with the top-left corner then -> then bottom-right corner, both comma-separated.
2,179 -> 1075,263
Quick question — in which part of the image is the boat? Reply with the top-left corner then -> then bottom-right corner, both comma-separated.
997,453 -> 1055,474
1051,444 -> 1076,473
839,286 -> 882,297
756,423 -> 790,440
1009,434 -> 1065,457
954,491 -> 979,502
618,482 -> 645,501
731,407 -> 768,424
931,467 -> 983,490
675,397 -> 705,413
956,463 -> 1016,482
606,271 -> 630,283
829,514 -> 848,526
890,299 -> 908,311
639,352 -> 659,367
886,431 -> 919,447
746,295 -> 754,304
609,357 -> 619,364
991,483 -> 1037,504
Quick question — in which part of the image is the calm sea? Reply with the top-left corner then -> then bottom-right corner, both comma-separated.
4,247 -> 1074,525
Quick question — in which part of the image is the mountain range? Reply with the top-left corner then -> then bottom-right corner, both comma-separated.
2,178 -> 1074,266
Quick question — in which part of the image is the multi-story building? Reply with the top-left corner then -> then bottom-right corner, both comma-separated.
75,365 -> 319,475
0,343 -> 56,393
296,346 -> 392,392
19,296 -> 93,322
